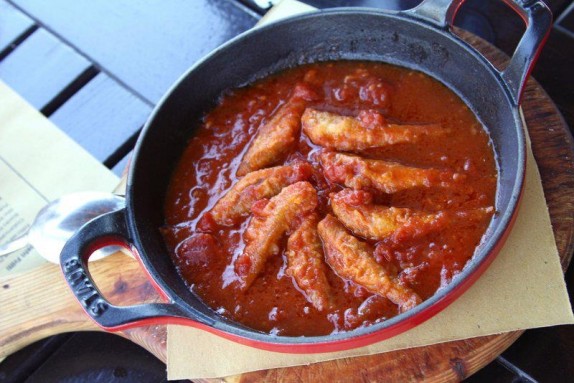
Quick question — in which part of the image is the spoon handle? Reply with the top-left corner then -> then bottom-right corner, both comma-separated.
0,235 -> 29,257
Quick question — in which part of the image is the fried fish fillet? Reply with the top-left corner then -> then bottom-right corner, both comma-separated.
235,181 -> 318,290
331,189 -> 447,241
302,108 -> 446,151
286,213 -> 333,311
209,162 -> 313,226
318,214 -> 422,312
320,151 -> 458,194
236,84 -> 317,176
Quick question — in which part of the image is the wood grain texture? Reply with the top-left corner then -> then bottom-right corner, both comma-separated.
0,252 -> 163,361
0,31 -> 572,383
0,28 -> 91,110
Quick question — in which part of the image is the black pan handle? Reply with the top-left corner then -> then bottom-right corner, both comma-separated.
60,208 -> 208,331
403,0 -> 552,105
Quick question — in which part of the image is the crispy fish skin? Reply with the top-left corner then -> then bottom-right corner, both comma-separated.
318,214 -> 422,312
286,213 -> 333,311
235,181 -> 318,290
320,151 -> 457,194
209,162 -> 313,226
302,108 -> 445,151
236,84 -> 317,176
331,189 -> 447,241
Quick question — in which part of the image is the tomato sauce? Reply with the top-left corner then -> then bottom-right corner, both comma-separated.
162,61 -> 497,336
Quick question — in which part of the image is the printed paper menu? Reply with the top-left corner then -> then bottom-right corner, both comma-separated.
0,80 -> 119,276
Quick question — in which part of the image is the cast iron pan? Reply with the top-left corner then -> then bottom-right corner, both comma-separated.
60,0 -> 551,353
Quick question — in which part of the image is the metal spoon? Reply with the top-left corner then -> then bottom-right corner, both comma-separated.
0,192 -> 125,263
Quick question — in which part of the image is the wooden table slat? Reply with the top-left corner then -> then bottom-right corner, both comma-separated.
0,0 -> 34,53
12,0 -> 258,104
0,28 -> 91,110
49,73 -> 151,164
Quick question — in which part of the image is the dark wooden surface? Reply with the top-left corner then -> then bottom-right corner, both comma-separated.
0,0 -> 573,382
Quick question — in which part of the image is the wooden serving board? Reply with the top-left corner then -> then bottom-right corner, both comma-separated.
1,33 -> 573,382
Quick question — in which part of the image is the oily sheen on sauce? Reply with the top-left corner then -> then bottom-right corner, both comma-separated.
161,61 -> 497,337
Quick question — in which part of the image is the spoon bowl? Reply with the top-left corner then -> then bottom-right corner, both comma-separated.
0,192 -> 125,263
